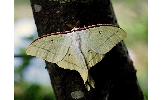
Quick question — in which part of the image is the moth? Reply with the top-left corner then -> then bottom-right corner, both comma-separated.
26,24 -> 127,90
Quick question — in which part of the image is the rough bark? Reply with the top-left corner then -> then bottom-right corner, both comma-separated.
29,0 -> 144,100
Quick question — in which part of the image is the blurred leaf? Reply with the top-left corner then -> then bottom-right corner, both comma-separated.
15,83 -> 55,100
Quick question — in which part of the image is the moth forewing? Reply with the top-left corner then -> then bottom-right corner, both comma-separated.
26,33 -> 72,63
87,26 -> 127,54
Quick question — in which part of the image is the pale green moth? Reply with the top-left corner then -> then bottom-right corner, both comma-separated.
26,24 -> 127,90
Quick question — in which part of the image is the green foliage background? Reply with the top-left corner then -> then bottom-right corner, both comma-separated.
14,0 -> 147,99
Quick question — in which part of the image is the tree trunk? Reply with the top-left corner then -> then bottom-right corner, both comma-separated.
29,0 -> 144,100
